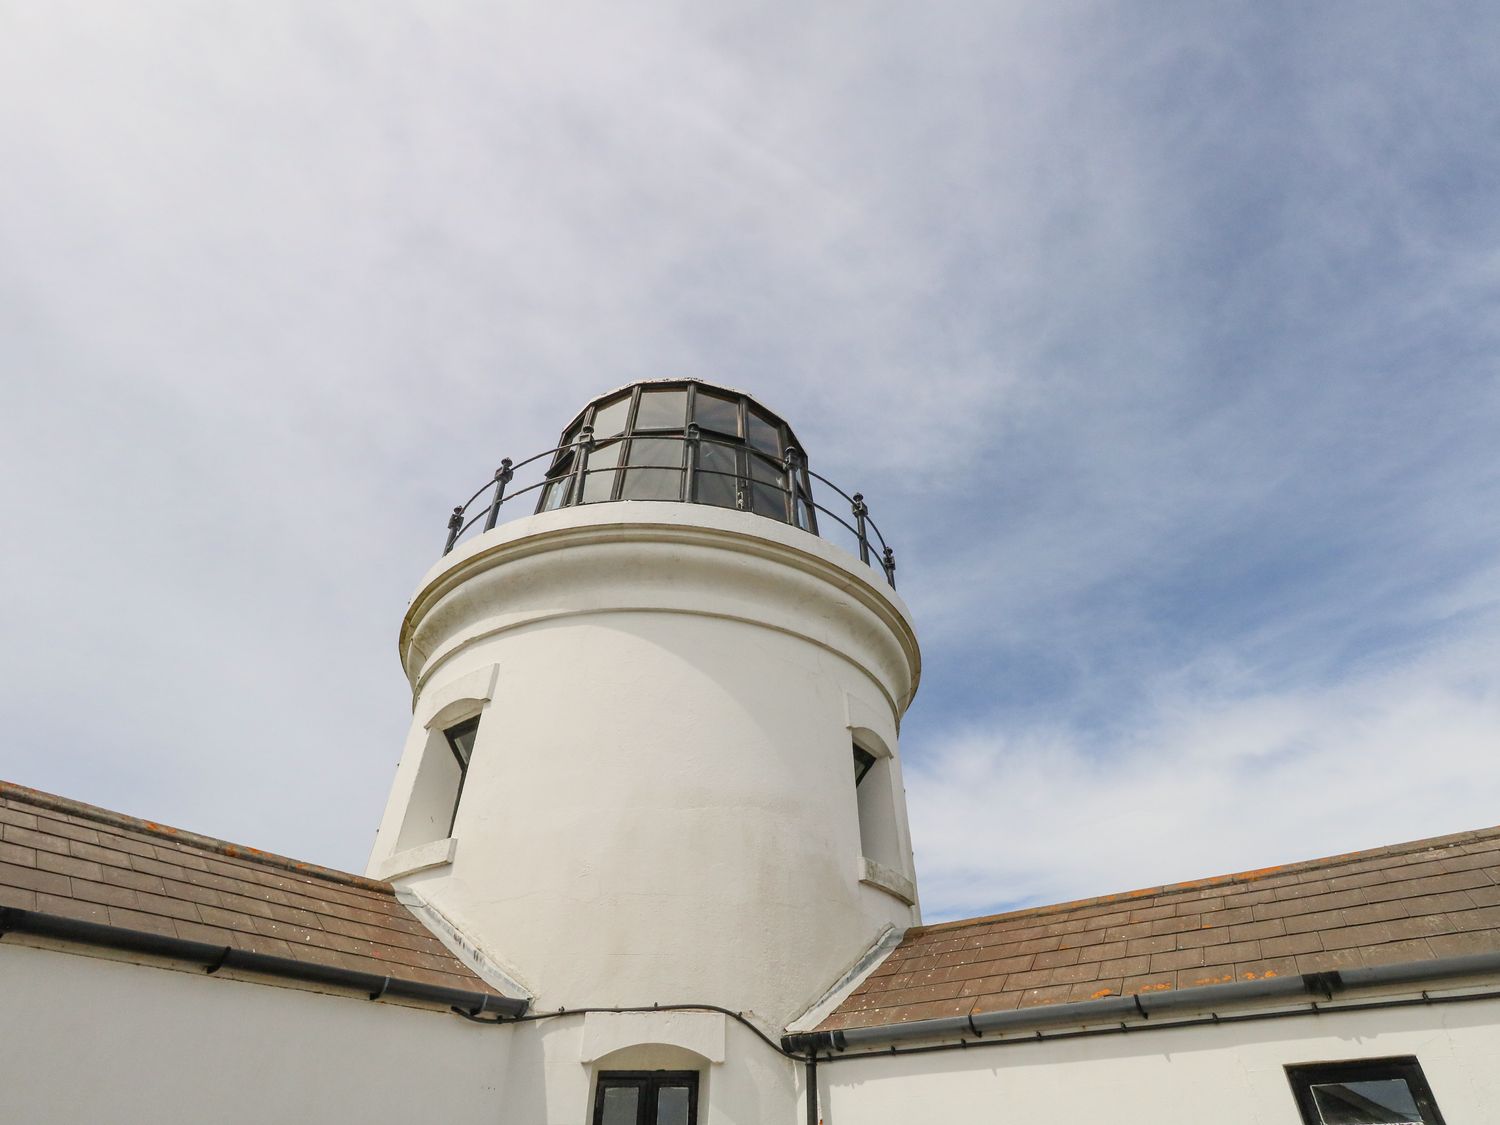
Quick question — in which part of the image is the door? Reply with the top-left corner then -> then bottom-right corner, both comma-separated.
593,1071 -> 699,1125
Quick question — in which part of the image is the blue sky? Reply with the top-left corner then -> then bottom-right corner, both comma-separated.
2,3 -> 1498,923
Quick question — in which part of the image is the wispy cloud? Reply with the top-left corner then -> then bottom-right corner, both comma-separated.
1,3 -> 1498,912
910,612 -> 1500,921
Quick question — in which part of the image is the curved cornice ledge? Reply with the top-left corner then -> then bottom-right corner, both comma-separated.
400,503 -> 921,715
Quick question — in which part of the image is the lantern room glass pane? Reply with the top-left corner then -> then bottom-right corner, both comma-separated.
591,395 -> 631,440
748,408 -> 781,457
748,452 -> 788,522
693,389 -> 740,435
539,454 -> 574,511
599,1087 -> 639,1125
635,387 -> 688,430
582,440 -> 622,503
696,440 -> 740,508
622,437 -> 684,500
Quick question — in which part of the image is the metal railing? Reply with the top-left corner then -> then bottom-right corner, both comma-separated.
438,433 -> 896,587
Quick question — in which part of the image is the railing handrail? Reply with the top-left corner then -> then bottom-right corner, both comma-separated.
439,436 -> 897,587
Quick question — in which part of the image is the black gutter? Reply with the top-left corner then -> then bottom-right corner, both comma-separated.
782,952 -> 1500,1057
0,907 -> 529,1019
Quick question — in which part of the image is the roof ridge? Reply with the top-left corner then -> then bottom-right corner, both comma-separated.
1,780 -> 391,894
913,820 -> 1500,936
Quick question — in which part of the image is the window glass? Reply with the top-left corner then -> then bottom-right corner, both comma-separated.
1310,1079 -> 1421,1124
445,718 -> 480,768
853,745 -> 877,785
591,395 -> 631,440
582,441 -> 623,503
1288,1058 -> 1443,1125
538,452 -> 575,512
795,493 -> 812,530
655,1086 -> 692,1125
748,452 -> 788,521
693,389 -> 740,435
599,1087 -> 639,1125
635,387 -> 687,430
443,717 -> 481,834
696,440 -> 740,508
747,408 -> 782,456
538,475 -> 572,512
622,437 -> 684,501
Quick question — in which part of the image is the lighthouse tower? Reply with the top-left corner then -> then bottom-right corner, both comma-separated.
367,379 -> 920,1037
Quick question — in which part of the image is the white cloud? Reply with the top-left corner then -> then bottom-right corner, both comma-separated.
909,618 -> 1500,921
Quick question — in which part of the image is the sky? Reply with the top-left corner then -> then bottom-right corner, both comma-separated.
2,2 -> 1498,924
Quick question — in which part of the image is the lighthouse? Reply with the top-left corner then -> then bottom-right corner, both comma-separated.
367,378 -> 921,1046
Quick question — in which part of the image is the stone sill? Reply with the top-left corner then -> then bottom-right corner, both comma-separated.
860,856 -> 917,906
372,837 -> 457,882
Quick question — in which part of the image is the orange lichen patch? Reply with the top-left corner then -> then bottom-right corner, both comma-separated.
1235,864 -> 1291,882
1089,988 -> 1116,999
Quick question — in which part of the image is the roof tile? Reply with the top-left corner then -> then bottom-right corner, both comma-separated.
820,821 -> 1500,1033
0,781 -> 503,1004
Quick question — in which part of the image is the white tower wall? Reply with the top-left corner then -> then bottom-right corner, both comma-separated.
367,501 -> 920,1029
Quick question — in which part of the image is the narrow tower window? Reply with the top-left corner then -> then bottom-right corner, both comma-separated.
393,711 -> 484,854
444,716 -> 480,834
852,740 -> 902,875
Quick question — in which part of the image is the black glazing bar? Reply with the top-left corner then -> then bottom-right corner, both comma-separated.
571,426 -> 594,508
851,492 -> 871,564
483,459 -> 515,532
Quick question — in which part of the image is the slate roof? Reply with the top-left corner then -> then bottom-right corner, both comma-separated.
821,823 -> 1500,1032
0,780 -> 501,1000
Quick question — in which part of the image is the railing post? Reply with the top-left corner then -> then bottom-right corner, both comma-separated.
783,446 -> 803,527
483,458 -> 514,532
684,424 -> 700,502
882,546 -> 896,588
851,493 -> 870,564
443,506 -> 464,555
572,426 -> 594,506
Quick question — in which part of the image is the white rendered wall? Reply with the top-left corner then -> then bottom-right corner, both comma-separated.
818,997 -> 1500,1124
0,943 -> 510,1124
368,503 -> 922,1029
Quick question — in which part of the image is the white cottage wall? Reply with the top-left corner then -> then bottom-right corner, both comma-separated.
0,943 -> 510,1124
818,997 -> 1500,1123
368,503 -> 922,1028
